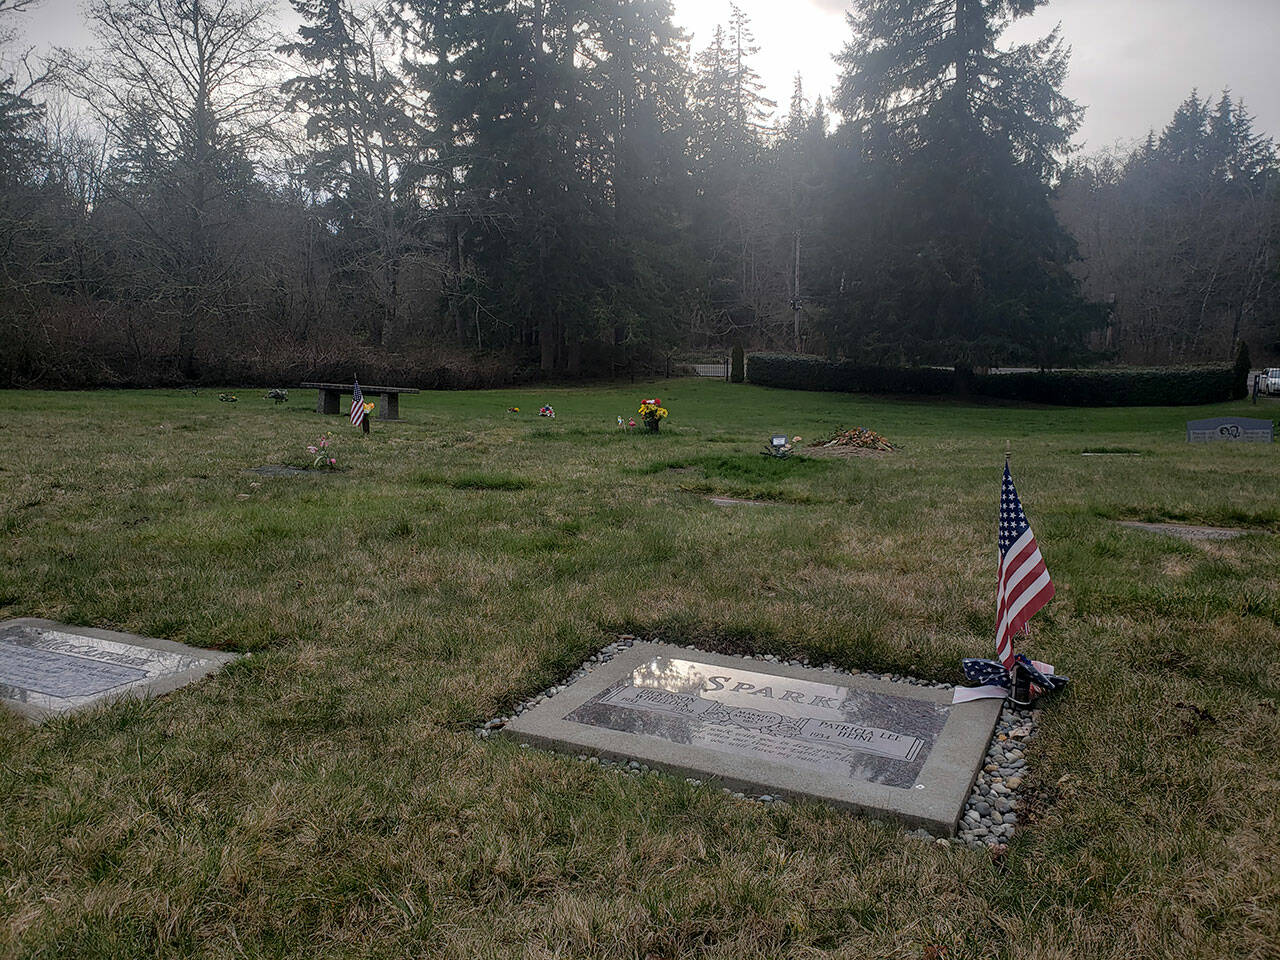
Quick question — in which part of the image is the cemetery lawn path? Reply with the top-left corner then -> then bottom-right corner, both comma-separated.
1,381 -> 1278,959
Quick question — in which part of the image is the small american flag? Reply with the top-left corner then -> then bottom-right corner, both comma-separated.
350,379 -> 364,426
995,462 -> 1054,670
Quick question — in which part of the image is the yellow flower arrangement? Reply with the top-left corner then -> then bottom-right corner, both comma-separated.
638,399 -> 668,421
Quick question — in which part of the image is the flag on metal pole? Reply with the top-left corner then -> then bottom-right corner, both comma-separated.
350,379 -> 364,427
995,460 -> 1054,670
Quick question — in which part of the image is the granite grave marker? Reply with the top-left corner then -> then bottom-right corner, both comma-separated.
1186,417 -> 1273,443
503,642 -> 1002,835
0,618 -> 237,721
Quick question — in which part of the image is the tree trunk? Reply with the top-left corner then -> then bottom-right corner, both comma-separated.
540,318 -> 556,372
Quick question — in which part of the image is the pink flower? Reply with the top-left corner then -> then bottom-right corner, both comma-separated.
328,458 -> 336,466
307,446 -> 317,453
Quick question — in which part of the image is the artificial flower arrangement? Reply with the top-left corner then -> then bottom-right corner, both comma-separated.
507,406 -> 520,413
307,434 -> 338,470
638,398 -> 668,432
539,404 -> 555,418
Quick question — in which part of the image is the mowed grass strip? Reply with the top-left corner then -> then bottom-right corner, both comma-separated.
0,381 -> 1278,959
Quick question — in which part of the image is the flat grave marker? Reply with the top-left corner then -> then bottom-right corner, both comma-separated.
1117,521 -> 1250,542
708,496 -> 772,507
1186,417 -> 1273,443
503,642 -> 1002,835
0,618 -> 237,721
249,465 -> 309,477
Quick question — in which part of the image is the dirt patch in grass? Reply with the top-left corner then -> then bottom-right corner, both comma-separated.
803,445 -> 889,460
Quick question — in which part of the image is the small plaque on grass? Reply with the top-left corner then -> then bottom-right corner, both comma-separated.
502,642 -> 1002,835
0,618 -> 237,721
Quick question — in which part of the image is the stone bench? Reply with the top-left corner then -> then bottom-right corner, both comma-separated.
301,382 -> 420,421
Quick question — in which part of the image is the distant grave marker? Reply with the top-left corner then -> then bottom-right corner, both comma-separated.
1186,417 -> 1273,443
0,619 -> 236,721
503,642 -> 1002,835
249,465 -> 309,477
1117,521 -> 1250,542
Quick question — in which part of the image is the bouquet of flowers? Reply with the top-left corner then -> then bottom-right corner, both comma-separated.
638,398 -> 668,432
539,404 -> 556,418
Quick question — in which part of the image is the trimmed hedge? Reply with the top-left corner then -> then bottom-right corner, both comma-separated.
972,366 -> 1238,406
746,353 -> 1240,406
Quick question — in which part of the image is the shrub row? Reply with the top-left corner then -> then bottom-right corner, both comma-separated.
746,353 -> 1242,406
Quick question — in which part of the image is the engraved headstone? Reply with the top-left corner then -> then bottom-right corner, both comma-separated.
0,619 -> 237,721
1186,417 -> 1273,443
503,642 -> 1002,835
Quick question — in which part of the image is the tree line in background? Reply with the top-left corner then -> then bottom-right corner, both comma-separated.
0,0 -> 1277,387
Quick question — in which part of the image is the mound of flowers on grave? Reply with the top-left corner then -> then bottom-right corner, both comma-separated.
810,426 -> 895,451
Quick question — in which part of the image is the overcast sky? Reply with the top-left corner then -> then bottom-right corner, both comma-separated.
679,0 -> 1280,149
9,0 -> 1279,151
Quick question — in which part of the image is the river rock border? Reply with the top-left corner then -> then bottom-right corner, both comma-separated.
476,635 -> 1038,849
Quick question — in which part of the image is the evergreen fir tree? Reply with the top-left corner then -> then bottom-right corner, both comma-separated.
824,0 -> 1098,367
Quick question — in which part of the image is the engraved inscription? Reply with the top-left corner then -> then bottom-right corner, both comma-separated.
0,625 -> 211,714
564,656 -> 948,788
0,641 -> 147,697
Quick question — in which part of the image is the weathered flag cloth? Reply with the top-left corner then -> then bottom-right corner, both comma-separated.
962,655 -> 1070,692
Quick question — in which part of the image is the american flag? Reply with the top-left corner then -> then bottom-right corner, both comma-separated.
350,379 -> 364,426
995,462 -> 1054,670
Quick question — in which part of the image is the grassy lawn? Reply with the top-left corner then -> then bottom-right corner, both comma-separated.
1,380 -> 1278,959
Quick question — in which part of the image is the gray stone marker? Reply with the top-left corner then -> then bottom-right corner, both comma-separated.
0,618 -> 237,721
502,642 -> 1002,835
1186,416 -> 1273,442
1117,521 -> 1248,541
249,464 -> 309,477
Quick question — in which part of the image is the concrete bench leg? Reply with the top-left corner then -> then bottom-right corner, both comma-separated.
317,389 -> 340,415
378,393 -> 400,421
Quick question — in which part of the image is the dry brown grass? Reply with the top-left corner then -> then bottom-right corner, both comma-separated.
0,382 -> 1278,958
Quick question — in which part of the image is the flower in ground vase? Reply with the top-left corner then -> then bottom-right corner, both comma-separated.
310,435 -> 338,470
638,399 -> 668,431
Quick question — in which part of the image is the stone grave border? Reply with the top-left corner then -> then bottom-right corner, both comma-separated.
477,635 -> 1037,851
